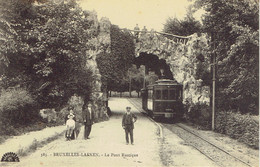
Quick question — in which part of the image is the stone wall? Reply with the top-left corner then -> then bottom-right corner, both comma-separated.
86,16 -> 111,119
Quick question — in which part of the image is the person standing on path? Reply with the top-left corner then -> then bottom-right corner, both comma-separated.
66,113 -> 75,140
65,107 -> 77,140
122,106 -> 137,145
82,103 -> 94,139
134,24 -> 140,38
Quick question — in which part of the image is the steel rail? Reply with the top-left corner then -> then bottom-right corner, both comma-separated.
174,123 -> 252,167
127,98 -> 220,166
128,98 -> 252,167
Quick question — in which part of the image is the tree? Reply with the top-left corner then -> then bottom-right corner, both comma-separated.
0,0 -> 98,108
127,65 -> 144,97
96,25 -> 135,93
163,7 -> 202,36
194,0 -> 259,114
163,8 -> 210,87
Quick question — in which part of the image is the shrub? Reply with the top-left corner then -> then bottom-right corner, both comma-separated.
0,118 -> 18,136
0,88 -> 38,125
185,103 -> 259,149
216,111 -> 259,149
185,103 -> 211,129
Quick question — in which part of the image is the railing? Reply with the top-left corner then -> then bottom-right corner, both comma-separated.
119,28 -> 193,44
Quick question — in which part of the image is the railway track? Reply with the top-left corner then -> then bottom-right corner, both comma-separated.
127,98 -> 255,167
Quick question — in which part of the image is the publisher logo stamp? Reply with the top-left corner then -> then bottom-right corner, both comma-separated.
1,152 -> 20,162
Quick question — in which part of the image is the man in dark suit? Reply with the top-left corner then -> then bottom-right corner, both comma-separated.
82,103 -> 94,139
122,106 -> 137,145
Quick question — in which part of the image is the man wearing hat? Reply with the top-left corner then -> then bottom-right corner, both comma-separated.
122,106 -> 137,145
82,103 -> 94,139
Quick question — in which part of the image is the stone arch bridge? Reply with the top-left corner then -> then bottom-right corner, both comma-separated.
87,18 -> 210,117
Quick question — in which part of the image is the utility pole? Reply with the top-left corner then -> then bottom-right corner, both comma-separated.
143,65 -> 146,89
212,33 -> 216,131
129,72 -> 132,98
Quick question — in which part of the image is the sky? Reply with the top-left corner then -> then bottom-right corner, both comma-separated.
78,0 -> 203,32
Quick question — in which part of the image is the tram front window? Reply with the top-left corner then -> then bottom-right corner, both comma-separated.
155,90 -> 161,99
162,90 -> 168,100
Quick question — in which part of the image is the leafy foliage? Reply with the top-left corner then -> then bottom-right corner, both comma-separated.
194,0 -> 259,113
215,111 -> 259,149
184,103 -> 211,129
128,65 -> 144,94
96,25 -> 135,92
163,8 -> 202,36
0,0 -> 98,108
0,88 -> 38,125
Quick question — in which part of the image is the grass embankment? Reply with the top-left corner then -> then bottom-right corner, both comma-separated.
17,131 -> 66,157
0,121 -> 62,144
185,104 -> 259,149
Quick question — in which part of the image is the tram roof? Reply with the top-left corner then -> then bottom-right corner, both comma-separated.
147,79 -> 182,87
156,79 -> 181,85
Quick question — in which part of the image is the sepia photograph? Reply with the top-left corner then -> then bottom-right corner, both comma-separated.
0,0 -> 259,166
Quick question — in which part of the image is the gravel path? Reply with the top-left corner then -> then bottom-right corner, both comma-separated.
1,97 -> 242,167
1,98 -> 162,167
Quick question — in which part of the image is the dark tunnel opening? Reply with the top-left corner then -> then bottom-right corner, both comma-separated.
134,52 -> 173,80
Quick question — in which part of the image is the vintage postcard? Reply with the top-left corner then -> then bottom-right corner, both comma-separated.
0,0 -> 258,167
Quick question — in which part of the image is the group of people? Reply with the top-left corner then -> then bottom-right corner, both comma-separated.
64,103 -> 137,145
134,24 -> 147,39
65,103 -> 94,140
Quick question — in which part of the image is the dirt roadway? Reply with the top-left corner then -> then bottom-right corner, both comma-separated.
1,98 -> 218,167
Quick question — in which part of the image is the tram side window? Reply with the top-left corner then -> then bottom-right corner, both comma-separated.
162,89 -> 168,100
155,90 -> 161,99
169,89 -> 176,100
148,90 -> 153,99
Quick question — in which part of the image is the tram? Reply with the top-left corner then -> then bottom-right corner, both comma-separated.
141,79 -> 183,119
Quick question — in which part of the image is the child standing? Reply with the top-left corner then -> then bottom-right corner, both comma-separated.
66,113 -> 75,140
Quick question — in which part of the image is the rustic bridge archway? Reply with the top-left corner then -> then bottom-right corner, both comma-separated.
130,29 -> 210,105
89,19 -> 210,116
